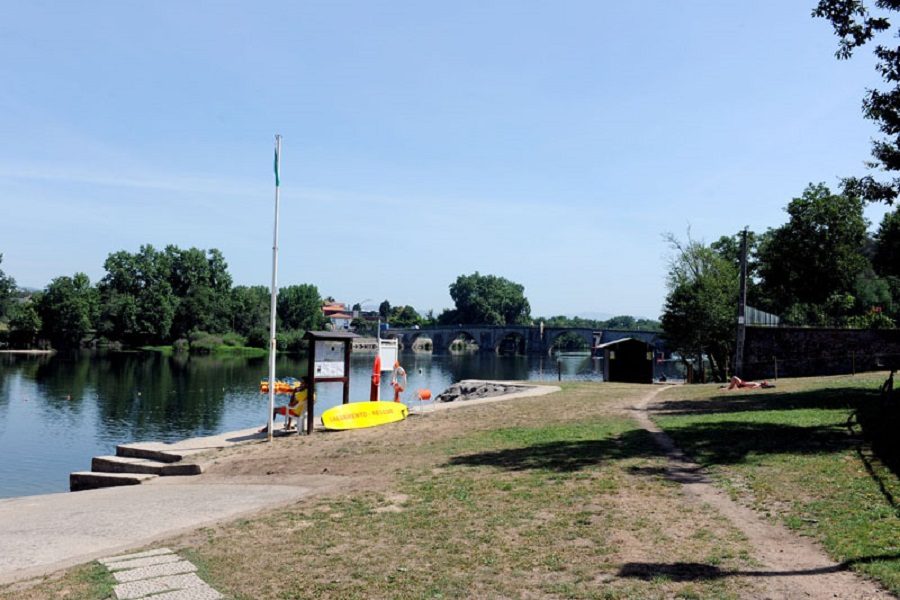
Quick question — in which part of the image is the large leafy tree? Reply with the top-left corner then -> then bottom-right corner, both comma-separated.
0,254 -> 15,321
389,305 -> 423,327
874,206 -> 900,276
38,273 -> 99,349
378,300 -> 391,320
230,285 -> 270,339
165,246 -> 233,338
660,233 -> 738,382
814,0 -> 900,204
98,244 -> 235,344
441,272 -> 531,325
757,184 -> 870,316
278,284 -> 326,332
98,245 -> 176,345
8,298 -> 41,348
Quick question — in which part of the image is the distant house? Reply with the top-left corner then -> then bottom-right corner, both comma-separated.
322,302 -> 353,330
328,312 -> 354,330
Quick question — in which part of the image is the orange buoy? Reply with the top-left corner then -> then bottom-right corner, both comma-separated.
417,389 -> 432,401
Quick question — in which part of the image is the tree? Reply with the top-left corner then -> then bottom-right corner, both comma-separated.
756,183 -> 870,314
38,273 -> 99,349
278,284 -> 325,332
874,207 -> 900,277
814,0 -> 900,203
97,245 -> 176,345
0,254 -> 15,321
660,233 -> 738,382
230,285 -> 270,339
443,272 -> 531,325
604,315 -> 636,330
710,230 -> 767,308
165,246 -> 233,338
389,305 -> 423,327
378,300 -> 391,320
8,299 -> 41,348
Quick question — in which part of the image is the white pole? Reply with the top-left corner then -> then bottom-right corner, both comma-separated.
267,134 -> 282,442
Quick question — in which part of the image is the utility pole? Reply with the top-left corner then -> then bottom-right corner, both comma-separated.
733,227 -> 748,378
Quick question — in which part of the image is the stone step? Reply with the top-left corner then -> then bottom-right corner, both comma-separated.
115,444 -> 183,463
92,456 -> 203,476
70,471 -> 158,492
115,427 -> 264,463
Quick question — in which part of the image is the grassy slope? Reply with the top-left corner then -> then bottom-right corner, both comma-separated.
652,373 -> 900,595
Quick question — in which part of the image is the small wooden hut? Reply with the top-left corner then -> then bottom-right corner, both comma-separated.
597,337 -> 654,384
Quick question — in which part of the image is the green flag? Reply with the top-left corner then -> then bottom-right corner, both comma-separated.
274,144 -> 280,187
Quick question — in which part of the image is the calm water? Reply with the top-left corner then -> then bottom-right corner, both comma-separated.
0,351 -> 600,498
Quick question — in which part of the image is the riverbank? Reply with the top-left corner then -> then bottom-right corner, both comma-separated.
2,376 -> 896,599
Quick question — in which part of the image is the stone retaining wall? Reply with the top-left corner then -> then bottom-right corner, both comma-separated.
743,326 -> 900,380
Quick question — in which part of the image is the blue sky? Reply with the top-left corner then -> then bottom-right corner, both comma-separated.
0,1 -> 893,319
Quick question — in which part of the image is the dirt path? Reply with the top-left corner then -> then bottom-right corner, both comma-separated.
633,386 -> 894,600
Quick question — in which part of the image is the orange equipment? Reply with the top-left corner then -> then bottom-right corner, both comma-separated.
370,355 -> 381,401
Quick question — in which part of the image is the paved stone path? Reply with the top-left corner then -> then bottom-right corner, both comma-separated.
99,548 -> 220,600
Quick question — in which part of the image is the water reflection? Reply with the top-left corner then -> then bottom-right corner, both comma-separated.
0,350 -> 600,498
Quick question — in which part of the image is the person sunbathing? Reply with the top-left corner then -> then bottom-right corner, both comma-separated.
725,376 -> 773,390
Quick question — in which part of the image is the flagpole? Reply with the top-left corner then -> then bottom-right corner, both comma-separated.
267,134 -> 282,442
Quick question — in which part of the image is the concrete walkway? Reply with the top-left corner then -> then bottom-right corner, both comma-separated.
0,472 -> 342,585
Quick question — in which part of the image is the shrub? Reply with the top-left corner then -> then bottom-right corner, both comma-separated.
188,330 -> 223,354
221,332 -> 247,347
276,329 -> 308,353
246,328 -> 268,349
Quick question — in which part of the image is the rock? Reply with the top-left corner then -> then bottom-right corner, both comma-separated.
435,380 -> 529,402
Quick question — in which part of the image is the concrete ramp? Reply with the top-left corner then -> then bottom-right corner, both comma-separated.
0,475 -> 342,585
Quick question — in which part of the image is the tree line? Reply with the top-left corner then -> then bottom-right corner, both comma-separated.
0,245 -> 327,352
0,254 -> 655,353
661,183 -> 900,381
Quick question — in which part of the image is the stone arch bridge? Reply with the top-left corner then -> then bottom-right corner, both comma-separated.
383,325 -> 665,355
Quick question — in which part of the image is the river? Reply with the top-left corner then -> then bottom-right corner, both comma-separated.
0,350 -> 601,498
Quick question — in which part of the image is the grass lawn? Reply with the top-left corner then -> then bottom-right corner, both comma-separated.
652,373 -> 900,595
178,415 -> 753,599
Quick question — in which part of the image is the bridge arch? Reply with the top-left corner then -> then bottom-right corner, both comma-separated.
407,332 -> 433,352
495,331 -> 527,355
544,328 -> 594,355
447,330 -> 479,353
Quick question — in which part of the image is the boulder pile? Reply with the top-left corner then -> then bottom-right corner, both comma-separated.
435,380 -> 530,403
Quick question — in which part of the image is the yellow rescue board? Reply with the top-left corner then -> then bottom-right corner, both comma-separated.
321,401 -> 408,430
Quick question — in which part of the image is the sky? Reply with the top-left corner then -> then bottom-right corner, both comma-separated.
0,1 -> 894,320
